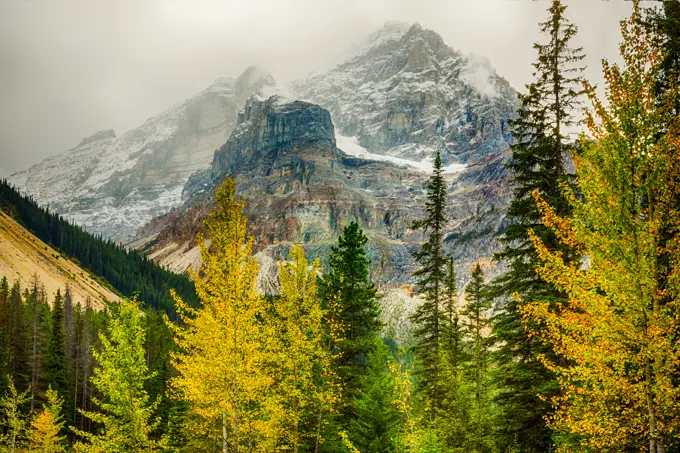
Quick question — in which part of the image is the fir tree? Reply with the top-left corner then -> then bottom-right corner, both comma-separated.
349,340 -> 401,453
320,220 -> 382,419
72,298 -> 160,452
410,150 -> 448,414
438,258 -> 469,449
8,281 -> 29,392
490,0 -> 584,450
460,264 -> 494,453
46,290 -> 68,408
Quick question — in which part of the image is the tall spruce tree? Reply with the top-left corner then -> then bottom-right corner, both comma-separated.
410,150 -> 448,415
490,1 -> 584,451
9,281 -> 29,392
46,290 -> 68,408
321,220 -> 382,420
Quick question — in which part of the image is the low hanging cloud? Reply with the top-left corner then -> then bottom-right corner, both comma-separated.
0,0 -> 634,174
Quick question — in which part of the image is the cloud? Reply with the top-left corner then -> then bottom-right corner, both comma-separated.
0,0 -> 633,174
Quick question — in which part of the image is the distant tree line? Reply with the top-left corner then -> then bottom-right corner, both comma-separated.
0,179 -> 197,315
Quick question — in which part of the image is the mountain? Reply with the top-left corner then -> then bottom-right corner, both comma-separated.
133,92 -> 510,341
293,22 -> 517,164
9,65 -> 286,241
0,209 -> 119,306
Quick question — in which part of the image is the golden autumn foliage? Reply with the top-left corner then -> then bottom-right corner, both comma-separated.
271,244 -> 339,451
26,387 -> 66,453
170,179 -> 274,452
524,4 -> 680,452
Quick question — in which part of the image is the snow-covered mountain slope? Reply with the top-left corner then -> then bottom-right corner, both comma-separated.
8,66 -> 285,241
294,22 -> 518,164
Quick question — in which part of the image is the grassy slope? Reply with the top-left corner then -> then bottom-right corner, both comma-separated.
0,211 -> 119,306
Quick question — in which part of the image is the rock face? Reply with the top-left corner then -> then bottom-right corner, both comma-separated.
135,95 -> 512,340
9,66 -> 286,241
293,22 -> 517,164
138,96 -> 511,283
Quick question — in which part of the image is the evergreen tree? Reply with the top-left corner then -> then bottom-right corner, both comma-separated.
28,277 -> 48,413
490,0 -> 584,450
460,264 -> 494,453
409,150 -> 448,414
46,290 -> 68,408
72,298 -> 160,452
349,340 -> 401,453
27,386 -> 67,453
438,258 -> 469,449
320,220 -> 382,419
8,281 -> 29,392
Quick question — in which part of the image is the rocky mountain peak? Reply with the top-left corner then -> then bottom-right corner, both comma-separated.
184,96 -> 336,199
294,22 -> 518,165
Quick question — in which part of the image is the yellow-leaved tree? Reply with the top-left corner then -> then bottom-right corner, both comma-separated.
170,179 -> 274,452
524,3 -> 680,452
27,386 -> 67,453
271,244 -> 338,452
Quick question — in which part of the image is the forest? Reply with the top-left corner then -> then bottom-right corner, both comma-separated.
0,0 -> 679,452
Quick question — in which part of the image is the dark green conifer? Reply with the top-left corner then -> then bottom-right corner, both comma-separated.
410,150 -> 448,415
490,1 -> 584,451
321,219 -> 382,420
45,290 -> 67,405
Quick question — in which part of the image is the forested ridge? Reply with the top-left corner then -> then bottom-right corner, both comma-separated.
0,1 -> 679,452
0,179 -> 197,314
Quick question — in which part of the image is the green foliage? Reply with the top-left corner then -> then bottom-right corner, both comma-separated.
321,220 -> 382,419
0,379 -> 30,452
46,290 -> 68,408
489,1 -> 584,451
349,339 -> 402,453
0,179 -> 196,315
72,298 -> 160,452
409,151 -> 448,414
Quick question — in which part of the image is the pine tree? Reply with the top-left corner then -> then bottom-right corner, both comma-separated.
0,380 -> 30,453
8,281 -> 29,392
438,259 -> 469,449
170,179 -> 273,452
320,220 -> 381,419
72,298 -> 160,452
28,277 -> 48,413
460,264 -> 494,453
349,339 -> 401,453
410,150 -> 448,414
46,290 -> 68,408
27,386 -> 66,453
490,1 -> 584,450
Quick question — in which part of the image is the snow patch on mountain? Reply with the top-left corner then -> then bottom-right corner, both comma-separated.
336,134 -> 465,174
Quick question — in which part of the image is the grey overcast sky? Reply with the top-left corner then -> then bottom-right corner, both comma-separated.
0,0 -> 636,177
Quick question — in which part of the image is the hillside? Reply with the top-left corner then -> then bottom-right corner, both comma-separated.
0,179 -> 197,314
0,210 -> 118,305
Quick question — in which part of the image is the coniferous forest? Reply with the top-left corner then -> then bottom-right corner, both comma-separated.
0,1 -> 679,452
